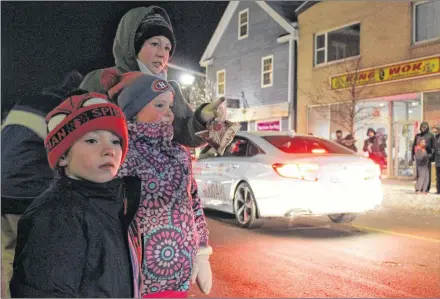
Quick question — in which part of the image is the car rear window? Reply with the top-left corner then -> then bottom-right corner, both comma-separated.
262,135 -> 355,154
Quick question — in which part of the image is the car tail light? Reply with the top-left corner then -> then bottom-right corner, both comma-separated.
312,148 -> 327,154
272,163 -> 320,181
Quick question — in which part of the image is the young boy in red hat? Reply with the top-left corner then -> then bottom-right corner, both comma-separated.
9,91 -> 132,298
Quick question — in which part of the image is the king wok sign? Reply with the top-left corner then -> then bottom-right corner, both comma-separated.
330,56 -> 440,90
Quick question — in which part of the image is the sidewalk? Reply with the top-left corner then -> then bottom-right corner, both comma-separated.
381,178 -> 440,213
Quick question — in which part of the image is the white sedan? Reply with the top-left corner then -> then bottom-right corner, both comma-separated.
193,131 -> 383,228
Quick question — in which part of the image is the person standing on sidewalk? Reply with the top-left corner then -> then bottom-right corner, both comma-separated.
363,128 -> 386,170
333,130 -> 343,144
432,124 -> 440,195
411,122 -> 435,192
340,134 -> 358,152
414,137 -> 432,195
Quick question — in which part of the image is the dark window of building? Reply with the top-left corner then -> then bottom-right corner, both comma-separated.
314,23 -> 361,65
226,98 -> 240,108
413,1 -> 440,43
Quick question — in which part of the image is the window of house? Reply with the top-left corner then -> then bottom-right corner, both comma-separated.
413,1 -> 440,43
238,9 -> 249,39
261,55 -> 273,88
216,70 -> 225,97
314,23 -> 361,66
226,98 -> 240,108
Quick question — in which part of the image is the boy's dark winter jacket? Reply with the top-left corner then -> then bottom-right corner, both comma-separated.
10,175 -> 132,298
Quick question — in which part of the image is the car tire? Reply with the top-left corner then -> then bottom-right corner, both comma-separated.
328,213 -> 357,223
233,182 -> 258,228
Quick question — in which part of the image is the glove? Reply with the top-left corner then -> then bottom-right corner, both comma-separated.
195,120 -> 240,156
200,98 -> 227,123
191,246 -> 213,294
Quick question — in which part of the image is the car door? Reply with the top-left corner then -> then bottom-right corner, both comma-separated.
194,137 -> 260,214
193,145 -> 228,210
216,137 -> 261,211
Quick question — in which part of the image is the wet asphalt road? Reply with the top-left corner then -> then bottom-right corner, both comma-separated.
189,207 -> 440,298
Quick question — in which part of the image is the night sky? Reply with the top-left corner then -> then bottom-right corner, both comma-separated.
1,1 -> 228,114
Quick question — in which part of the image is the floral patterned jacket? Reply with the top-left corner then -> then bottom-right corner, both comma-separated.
118,121 -> 209,298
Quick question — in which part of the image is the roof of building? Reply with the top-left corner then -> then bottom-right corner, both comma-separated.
267,1 -> 303,22
295,0 -> 321,16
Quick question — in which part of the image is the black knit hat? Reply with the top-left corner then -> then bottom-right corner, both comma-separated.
134,6 -> 176,58
367,128 -> 376,136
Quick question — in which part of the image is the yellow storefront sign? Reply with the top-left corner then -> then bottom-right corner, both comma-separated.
331,56 -> 440,90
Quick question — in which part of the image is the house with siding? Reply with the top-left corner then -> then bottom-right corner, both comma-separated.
199,1 -> 301,132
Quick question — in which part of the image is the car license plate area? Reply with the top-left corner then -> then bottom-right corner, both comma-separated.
330,170 -> 363,183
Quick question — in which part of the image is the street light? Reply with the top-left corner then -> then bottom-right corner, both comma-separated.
179,74 -> 195,86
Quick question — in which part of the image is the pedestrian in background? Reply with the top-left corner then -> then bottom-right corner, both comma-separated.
334,130 -> 343,144
411,122 -> 435,192
432,124 -> 440,195
341,134 -> 357,152
414,137 -> 431,195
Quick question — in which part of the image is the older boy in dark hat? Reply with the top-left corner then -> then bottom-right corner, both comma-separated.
80,6 -> 226,148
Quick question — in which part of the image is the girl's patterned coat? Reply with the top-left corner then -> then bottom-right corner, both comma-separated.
118,121 -> 209,297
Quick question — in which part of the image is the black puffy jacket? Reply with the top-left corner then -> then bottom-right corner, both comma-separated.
10,175 -> 132,298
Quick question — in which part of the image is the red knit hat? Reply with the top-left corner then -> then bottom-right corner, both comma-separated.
100,68 -> 144,101
44,92 -> 129,169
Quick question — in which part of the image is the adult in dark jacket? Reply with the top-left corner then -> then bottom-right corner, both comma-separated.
80,6 -> 226,148
432,124 -> 440,194
1,71 -> 83,216
10,92 -> 132,298
340,134 -> 357,152
411,121 -> 435,192
1,71 -> 84,298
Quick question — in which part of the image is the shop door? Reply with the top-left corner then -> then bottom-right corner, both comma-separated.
392,121 -> 418,178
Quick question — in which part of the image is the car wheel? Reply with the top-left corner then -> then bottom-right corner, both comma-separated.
233,182 -> 258,228
328,213 -> 357,223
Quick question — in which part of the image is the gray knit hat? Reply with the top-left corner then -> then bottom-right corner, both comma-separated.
117,74 -> 175,120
